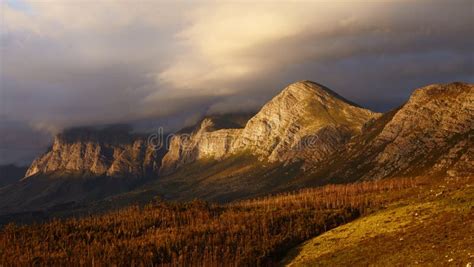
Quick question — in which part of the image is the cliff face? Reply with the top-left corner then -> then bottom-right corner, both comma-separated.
232,81 -> 379,163
25,127 -> 161,179
5,80 -> 473,215
160,119 -> 242,174
160,81 -> 379,174
369,82 -> 473,178
24,81 -> 472,183
321,82 -> 474,180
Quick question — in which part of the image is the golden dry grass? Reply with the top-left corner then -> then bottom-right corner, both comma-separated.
284,176 -> 474,266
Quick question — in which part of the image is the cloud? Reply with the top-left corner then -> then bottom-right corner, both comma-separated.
1,0 -> 473,164
159,0 -> 473,102
0,119 -> 51,165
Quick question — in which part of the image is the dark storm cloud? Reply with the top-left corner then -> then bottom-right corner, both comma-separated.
0,0 -> 473,164
0,119 -> 50,165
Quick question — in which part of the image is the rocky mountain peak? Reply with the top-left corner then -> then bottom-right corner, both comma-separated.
178,113 -> 254,134
6,81 -> 473,215
159,115 -> 246,175
24,125 -> 162,179
23,81 -> 382,179
280,80 -> 358,107
233,80 -> 379,162
325,82 -> 473,181
414,80 -> 468,110
373,82 -> 473,176
195,118 -> 216,134
159,81 -> 380,174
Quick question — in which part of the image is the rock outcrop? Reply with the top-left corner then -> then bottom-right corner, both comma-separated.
4,80 -> 473,215
160,118 -> 242,174
232,81 -> 379,163
160,81 -> 379,174
321,82 -> 474,180
25,126 -> 161,179
24,81 -> 472,183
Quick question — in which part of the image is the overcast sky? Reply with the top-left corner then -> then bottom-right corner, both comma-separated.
1,0 -> 473,165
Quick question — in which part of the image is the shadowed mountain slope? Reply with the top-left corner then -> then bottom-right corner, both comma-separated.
302,82 -> 473,184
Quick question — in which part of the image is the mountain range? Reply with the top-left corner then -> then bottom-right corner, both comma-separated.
0,81 -> 472,219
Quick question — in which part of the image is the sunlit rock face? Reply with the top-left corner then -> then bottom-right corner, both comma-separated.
232,81 -> 379,162
327,82 -> 474,180
26,81 -> 472,181
25,126 -> 160,179
15,81 -> 473,218
160,81 -> 379,174
159,118 -> 242,175
367,82 -> 474,178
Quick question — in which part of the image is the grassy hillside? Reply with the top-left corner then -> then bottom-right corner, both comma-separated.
283,175 -> 474,266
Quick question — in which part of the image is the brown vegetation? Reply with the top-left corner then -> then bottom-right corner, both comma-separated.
0,177 -> 422,266
284,176 -> 473,266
